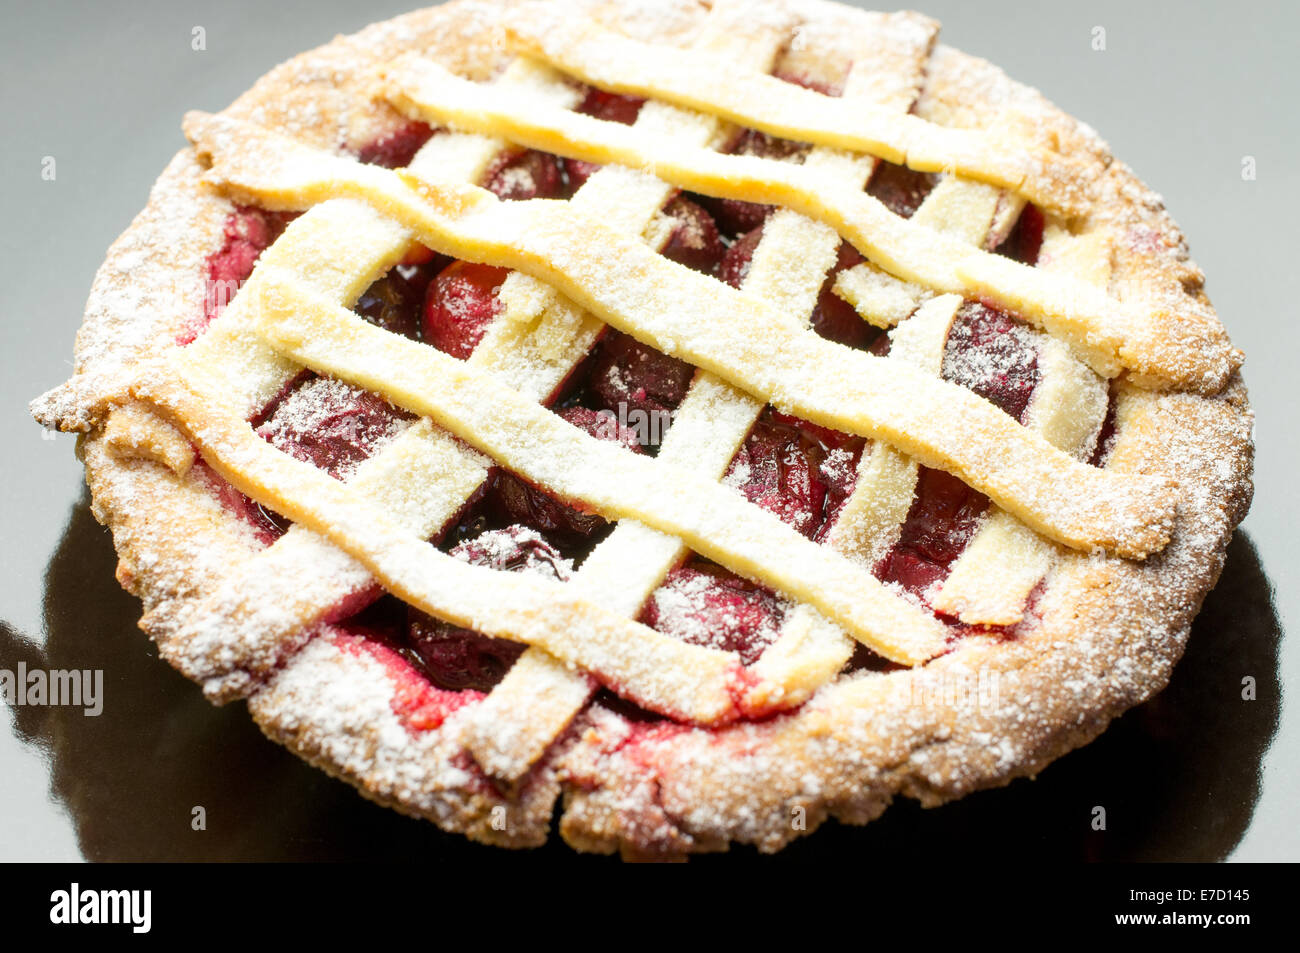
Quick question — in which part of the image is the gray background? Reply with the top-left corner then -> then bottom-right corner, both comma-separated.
0,0 -> 1295,861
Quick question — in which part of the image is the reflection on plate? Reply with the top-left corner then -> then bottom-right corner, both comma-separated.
0,493 -> 1281,862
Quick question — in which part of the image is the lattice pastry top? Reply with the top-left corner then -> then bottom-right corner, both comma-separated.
32,0 -> 1253,858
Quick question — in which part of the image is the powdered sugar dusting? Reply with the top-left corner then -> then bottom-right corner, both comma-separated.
28,0 -> 1254,859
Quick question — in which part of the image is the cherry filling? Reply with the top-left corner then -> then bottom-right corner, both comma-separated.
584,330 -> 696,420
875,467 -> 989,598
866,160 -> 939,219
724,409 -> 864,541
407,526 -> 573,692
192,460 -> 291,544
356,121 -> 436,169
639,558 -> 787,665
563,86 -> 646,190
942,301 -> 1040,423
483,147 -> 567,201
993,203 -> 1045,265
255,375 -> 412,481
718,225 -> 763,288
700,128 -> 809,238
356,263 -> 440,341
720,226 -> 881,352
202,117 -> 1052,730
658,196 -> 727,274
876,302 -> 1041,602
1090,389 -> 1119,468
184,206 -> 297,343
486,406 -> 644,546
422,261 -> 510,358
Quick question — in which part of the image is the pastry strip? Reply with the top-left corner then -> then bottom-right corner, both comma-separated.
184,121 -> 1177,558
253,272 -> 953,664
495,13 -> 1086,216
473,40 -> 939,774
135,366 -> 745,724
932,228 -> 1112,624
173,9 -> 794,704
378,57 -> 1209,385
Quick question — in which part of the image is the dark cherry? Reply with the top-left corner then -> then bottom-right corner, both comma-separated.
588,330 -> 695,417
993,203 -> 1045,266
699,129 -> 804,237
355,268 -> 429,341
809,241 -> 878,350
718,224 -> 764,289
767,409 -> 861,453
562,86 -> 646,190
767,411 -> 864,537
875,466 -> 989,598
942,302 -> 1040,423
484,148 -> 567,200
487,406 -> 643,542
721,231 -> 878,350
405,619 -> 526,693
897,466 -> 988,566
875,546 -> 952,599
725,414 -> 831,540
640,560 -> 786,666
406,526 -> 571,691
357,121 -> 436,169
554,405 -> 644,453
866,160 -> 937,219
578,87 -> 646,124
256,377 -> 408,481
658,196 -> 726,274
422,260 -> 510,359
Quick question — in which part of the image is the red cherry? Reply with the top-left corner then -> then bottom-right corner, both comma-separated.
874,466 -> 990,601
942,302 -> 1040,422
899,466 -> 988,565
555,405 -> 644,453
406,526 -> 572,691
809,242 -> 879,350
357,121 -> 436,169
422,261 -> 509,359
484,148 -> 566,200
718,224 -> 764,289
356,268 -> 428,341
866,161 -> 937,219
640,560 -> 786,665
563,158 -> 603,193
576,87 -> 646,124
993,203 -> 1045,265
658,196 -> 725,274
874,548 -> 950,599
588,330 -> 695,418
193,461 -> 290,544
767,409 -> 859,453
256,376 -> 409,481
405,618 -> 527,693
698,130 -> 803,237
725,415 -> 830,539
487,407 -> 643,542
187,207 -> 297,342
562,87 -> 646,190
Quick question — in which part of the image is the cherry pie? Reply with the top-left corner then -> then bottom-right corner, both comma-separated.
31,0 -> 1253,858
